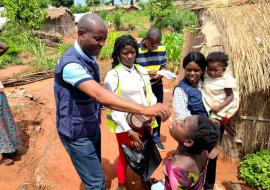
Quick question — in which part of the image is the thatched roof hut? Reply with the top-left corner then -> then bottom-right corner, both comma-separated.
44,7 -> 76,36
178,0 -> 270,157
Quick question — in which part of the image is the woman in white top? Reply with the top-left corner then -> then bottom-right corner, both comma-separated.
104,35 -> 157,190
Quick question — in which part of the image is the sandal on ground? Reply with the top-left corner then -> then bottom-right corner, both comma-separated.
3,158 -> 13,165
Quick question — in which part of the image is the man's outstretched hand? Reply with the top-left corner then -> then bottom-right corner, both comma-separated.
143,103 -> 171,121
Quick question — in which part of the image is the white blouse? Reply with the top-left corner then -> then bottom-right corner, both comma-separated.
104,63 -> 157,133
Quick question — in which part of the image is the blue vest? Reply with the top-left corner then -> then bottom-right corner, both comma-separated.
54,46 -> 101,139
177,78 -> 207,116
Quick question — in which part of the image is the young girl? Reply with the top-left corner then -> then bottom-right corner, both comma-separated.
152,115 -> 220,190
202,52 -> 240,124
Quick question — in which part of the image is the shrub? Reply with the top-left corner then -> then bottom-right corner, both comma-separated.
239,149 -> 270,190
28,38 -> 57,70
3,0 -> 46,29
49,0 -> 73,8
163,33 -> 184,72
0,23 -> 35,66
86,0 -> 101,6
99,10 -> 109,21
99,31 -> 124,60
70,4 -> 89,13
139,29 -> 148,38
146,0 -> 198,32
112,11 -> 122,31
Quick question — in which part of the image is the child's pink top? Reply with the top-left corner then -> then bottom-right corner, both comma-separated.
164,156 -> 208,190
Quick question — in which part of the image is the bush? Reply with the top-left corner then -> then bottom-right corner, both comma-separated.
49,0 -> 73,8
86,0 -> 100,6
139,29 -> 148,38
98,10 -> 109,21
28,38 -> 57,70
163,33 -> 184,72
3,0 -> 47,29
146,0 -> 198,32
0,23 -> 35,66
239,149 -> 270,190
112,11 -> 123,31
99,31 -> 124,60
70,4 -> 89,13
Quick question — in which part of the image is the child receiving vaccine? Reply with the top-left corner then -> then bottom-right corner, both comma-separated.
151,115 -> 220,190
202,52 -> 240,124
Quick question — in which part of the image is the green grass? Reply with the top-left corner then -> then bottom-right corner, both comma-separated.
99,31 -> 127,60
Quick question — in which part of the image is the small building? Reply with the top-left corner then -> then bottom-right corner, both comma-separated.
126,5 -> 141,12
44,7 -> 76,36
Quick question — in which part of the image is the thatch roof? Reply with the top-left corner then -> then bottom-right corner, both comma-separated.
46,7 -> 74,20
175,0 -> 259,10
201,2 -> 270,95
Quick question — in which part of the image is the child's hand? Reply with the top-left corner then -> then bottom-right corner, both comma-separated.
211,106 -> 222,113
0,81 -> 4,92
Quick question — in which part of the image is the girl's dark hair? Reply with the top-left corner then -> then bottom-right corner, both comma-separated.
188,115 -> 220,154
206,52 -> 229,67
112,35 -> 138,68
183,52 -> 208,71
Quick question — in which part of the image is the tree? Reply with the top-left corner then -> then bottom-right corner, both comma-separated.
130,0 -> 134,5
49,0 -> 73,8
86,0 -> 101,6
3,0 -> 46,29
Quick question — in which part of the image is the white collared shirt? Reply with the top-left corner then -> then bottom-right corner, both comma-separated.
104,63 -> 157,133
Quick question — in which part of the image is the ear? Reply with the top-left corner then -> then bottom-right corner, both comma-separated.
78,30 -> 85,38
183,139 -> 194,147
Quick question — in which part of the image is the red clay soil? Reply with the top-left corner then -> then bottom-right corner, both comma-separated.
0,65 -> 253,190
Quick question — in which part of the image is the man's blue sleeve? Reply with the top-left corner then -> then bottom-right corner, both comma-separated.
62,63 -> 93,88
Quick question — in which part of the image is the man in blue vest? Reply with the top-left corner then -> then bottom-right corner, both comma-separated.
136,28 -> 167,152
54,14 -> 170,190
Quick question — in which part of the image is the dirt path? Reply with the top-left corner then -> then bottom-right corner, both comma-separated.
0,65 -> 252,190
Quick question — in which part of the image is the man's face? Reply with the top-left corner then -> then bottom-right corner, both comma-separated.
78,24 -> 108,56
144,36 -> 161,51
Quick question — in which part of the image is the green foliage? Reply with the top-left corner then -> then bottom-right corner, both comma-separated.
98,10 -> 109,21
139,29 -> 148,38
0,23 -> 61,70
112,11 -> 123,31
99,31 -> 124,60
0,23 -> 35,67
57,43 -> 71,55
70,4 -> 89,13
3,0 -> 46,29
239,149 -> 270,190
0,0 -> 4,6
86,0 -> 101,6
49,0 -> 73,7
163,33 -> 184,72
146,0 -> 198,32
28,38 -> 56,70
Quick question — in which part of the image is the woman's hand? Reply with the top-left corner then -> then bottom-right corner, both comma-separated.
211,106 -> 222,113
128,130 -> 144,150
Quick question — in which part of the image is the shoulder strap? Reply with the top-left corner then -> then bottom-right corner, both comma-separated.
113,65 -> 121,96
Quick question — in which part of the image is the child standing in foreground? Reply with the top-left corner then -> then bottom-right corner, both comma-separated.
202,52 -> 240,124
151,115 -> 220,190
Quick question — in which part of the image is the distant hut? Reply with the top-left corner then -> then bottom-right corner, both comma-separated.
44,7 -> 76,36
126,5 -> 141,12
177,0 -> 270,158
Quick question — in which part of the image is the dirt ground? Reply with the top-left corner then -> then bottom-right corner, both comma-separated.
0,64 -> 253,190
